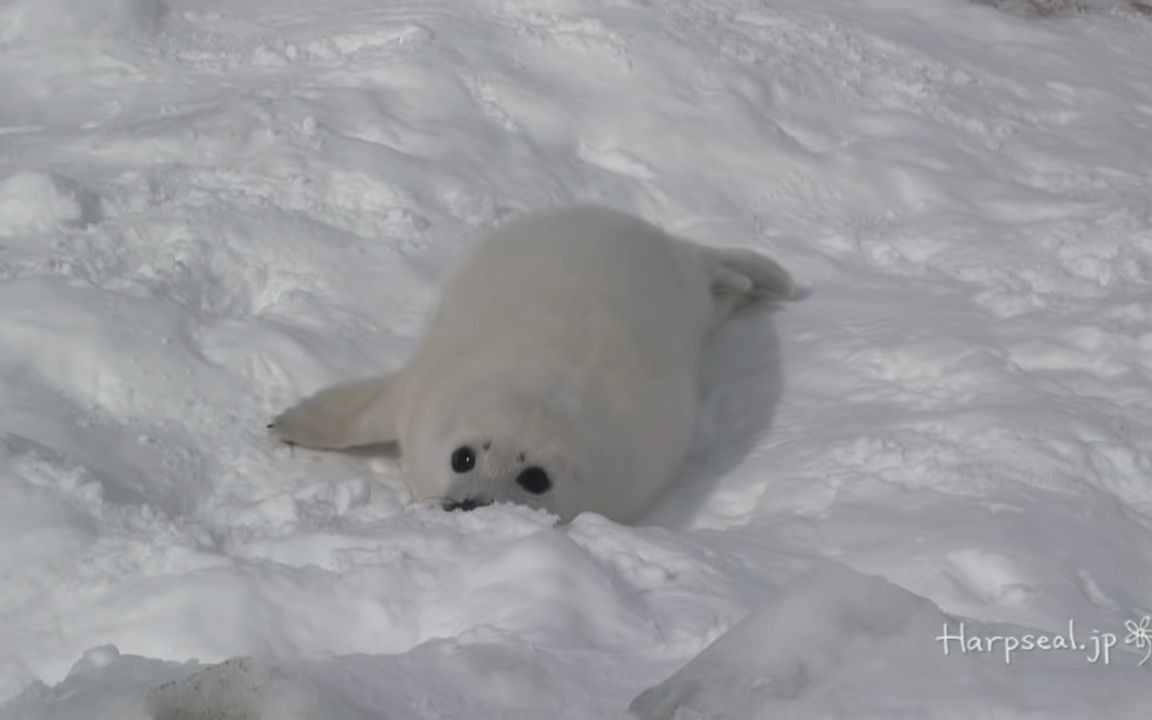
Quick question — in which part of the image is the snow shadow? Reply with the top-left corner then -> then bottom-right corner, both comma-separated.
641,304 -> 787,528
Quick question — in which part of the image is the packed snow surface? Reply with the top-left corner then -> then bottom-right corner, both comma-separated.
2,0 -> 1151,716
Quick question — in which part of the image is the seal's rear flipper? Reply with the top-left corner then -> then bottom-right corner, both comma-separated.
705,246 -> 798,319
270,372 -> 404,450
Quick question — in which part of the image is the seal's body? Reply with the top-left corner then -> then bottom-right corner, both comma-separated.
272,205 -> 794,522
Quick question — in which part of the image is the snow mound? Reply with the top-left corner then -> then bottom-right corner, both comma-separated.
146,658 -> 268,720
0,0 -> 167,47
631,564 -> 1152,719
4,635 -> 630,720
0,171 -> 104,236
973,0 -> 1152,16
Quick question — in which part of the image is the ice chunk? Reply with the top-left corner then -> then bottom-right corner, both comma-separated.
631,564 -> 1152,719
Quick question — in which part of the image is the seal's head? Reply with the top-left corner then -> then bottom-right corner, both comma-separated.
407,383 -> 595,521
438,441 -> 560,512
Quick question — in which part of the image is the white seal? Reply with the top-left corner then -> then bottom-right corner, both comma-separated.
271,205 -> 795,522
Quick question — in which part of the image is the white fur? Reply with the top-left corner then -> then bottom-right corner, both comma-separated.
272,205 -> 794,523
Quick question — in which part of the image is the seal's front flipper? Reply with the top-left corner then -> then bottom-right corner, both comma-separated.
270,373 -> 404,450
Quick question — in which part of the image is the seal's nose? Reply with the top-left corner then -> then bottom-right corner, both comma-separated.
442,497 -> 492,512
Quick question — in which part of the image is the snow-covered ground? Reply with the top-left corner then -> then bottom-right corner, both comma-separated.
2,0 -> 1151,716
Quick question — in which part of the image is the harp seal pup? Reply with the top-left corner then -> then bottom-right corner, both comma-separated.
271,205 -> 795,523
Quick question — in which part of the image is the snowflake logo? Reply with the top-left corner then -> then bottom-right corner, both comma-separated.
1124,615 -> 1152,667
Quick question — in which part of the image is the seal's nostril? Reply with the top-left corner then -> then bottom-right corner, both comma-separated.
442,497 -> 492,512
516,466 -> 552,495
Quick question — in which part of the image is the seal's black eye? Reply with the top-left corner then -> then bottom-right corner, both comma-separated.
451,446 -> 477,473
516,466 -> 552,495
